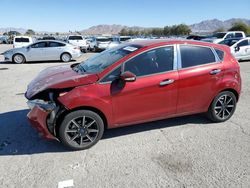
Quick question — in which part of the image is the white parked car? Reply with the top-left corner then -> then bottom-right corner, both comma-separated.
96,36 -> 120,51
202,31 -> 246,43
2,40 -> 81,64
66,35 -> 88,52
13,36 -> 34,48
230,37 -> 250,61
86,37 -> 98,51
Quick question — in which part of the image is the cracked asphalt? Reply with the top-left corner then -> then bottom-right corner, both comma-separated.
0,44 -> 250,188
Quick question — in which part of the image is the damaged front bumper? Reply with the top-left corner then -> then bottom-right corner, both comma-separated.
27,99 -> 59,140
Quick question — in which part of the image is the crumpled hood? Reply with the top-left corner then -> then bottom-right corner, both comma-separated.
25,64 -> 99,99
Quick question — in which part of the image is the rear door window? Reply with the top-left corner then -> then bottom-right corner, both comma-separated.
48,42 -> 65,47
31,42 -> 47,48
235,33 -> 243,38
180,45 -> 216,68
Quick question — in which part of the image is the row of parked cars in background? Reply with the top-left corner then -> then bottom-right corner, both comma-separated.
187,31 -> 250,61
10,35 -> 132,51
1,31 -> 250,64
1,35 -> 133,63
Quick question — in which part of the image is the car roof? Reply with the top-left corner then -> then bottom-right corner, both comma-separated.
35,40 -> 68,44
124,39 -> 231,54
14,36 -> 32,38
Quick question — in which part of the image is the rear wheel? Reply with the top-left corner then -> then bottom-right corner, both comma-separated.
59,110 -> 104,150
60,53 -> 71,62
13,54 -> 26,64
206,91 -> 237,122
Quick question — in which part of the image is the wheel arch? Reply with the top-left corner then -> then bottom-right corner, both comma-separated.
55,105 -> 108,138
60,52 -> 72,61
12,52 -> 27,62
219,88 -> 239,101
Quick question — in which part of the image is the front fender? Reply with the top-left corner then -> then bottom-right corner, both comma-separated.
57,85 -> 113,127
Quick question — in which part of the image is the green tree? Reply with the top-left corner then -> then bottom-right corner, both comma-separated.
119,28 -> 128,35
213,27 -> 225,33
25,29 -> 35,35
163,26 -> 171,36
152,28 -> 164,36
229,22 -> 250,34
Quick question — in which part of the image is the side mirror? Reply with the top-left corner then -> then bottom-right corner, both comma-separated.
120,71 -> 136,82
235,46 -> 240,52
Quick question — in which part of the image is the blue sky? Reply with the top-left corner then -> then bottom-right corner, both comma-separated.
0,0 -> 249,32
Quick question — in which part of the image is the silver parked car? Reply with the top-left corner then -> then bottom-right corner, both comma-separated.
2,40 -> 82,64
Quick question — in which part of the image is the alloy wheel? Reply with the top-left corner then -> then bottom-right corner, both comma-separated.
214,94 -> 235,120
13,54 -> 24,64
65,116 -> 99,147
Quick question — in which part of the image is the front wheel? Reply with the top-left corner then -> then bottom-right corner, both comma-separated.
13,54 -> 26,64
59,110 -> 104,150
206,91 -> 237,122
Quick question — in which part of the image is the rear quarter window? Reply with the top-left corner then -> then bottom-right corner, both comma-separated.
180,45 -> 216,68
215,49 -> 224,61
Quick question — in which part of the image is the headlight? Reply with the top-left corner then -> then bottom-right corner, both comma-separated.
27,99 -> 56,112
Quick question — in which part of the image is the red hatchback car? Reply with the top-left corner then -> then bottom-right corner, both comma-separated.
25,40 -> 241,150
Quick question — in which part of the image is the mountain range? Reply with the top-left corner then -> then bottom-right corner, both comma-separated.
1,18 -> 249,35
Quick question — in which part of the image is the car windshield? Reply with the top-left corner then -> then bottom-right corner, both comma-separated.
212,33 -> 226,39
75,45 -> 142,74
69,36 -> 83,40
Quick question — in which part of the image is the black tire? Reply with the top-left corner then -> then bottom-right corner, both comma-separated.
60,53 -> 71,62
59,110 -> 104,150
12,53 -> 26,64
206,91 -> 237,122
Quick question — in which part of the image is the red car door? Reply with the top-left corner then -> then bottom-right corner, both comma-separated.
111,46 -> 179,126
177,45 -> 224,114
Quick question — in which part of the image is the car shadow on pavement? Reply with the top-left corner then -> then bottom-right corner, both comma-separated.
102,114 -> 211,139
0,109 -> 66,156
0,109 -> 211,156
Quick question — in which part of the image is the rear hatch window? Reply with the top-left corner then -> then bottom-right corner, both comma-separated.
15,38 -> 30,42
68,36 -> 83,40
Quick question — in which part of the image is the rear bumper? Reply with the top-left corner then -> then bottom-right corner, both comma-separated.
27,106 -> 57,140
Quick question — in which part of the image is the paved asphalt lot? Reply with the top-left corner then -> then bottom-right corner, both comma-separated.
0,44 -> 250,188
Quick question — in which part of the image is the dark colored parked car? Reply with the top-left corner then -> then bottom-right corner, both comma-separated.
186,35 -> 208,40
25,40 -> 241,150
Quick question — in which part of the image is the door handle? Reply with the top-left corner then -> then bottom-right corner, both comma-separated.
210,69 -> 221,75
159,79 -> 174,86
